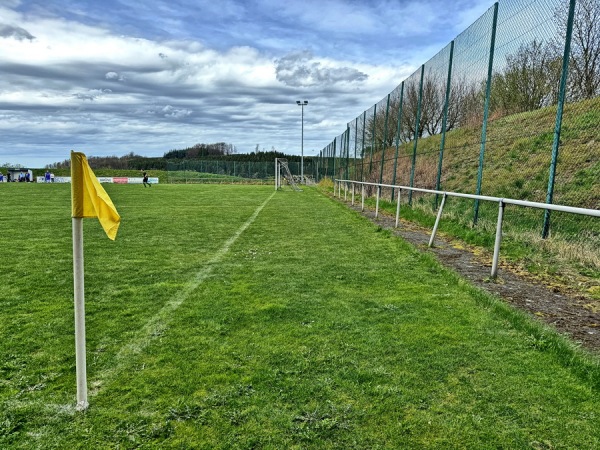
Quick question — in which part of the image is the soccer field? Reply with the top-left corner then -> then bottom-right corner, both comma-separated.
1,183 -> 599,448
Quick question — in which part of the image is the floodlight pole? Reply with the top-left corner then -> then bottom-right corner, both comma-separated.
296,100 -> 308,183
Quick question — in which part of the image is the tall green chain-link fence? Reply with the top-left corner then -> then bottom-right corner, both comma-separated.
318,0 -> 599,280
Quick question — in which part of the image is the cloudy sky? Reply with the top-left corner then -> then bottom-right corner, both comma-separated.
0,0 -> 493,167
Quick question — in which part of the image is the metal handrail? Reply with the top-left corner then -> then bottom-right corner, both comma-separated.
335,179 -> 599,278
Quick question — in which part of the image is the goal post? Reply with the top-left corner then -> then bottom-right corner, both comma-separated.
275,158 -> 301,191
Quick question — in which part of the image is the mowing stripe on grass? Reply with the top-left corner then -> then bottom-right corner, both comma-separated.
90,190 -> 276,397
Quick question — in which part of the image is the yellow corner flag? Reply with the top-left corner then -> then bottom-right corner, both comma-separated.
71,151 -> 121,240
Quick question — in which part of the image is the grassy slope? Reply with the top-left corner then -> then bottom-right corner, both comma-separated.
1,184 -> 600,448
373,96 -> 600,209
357,98 -> 599,299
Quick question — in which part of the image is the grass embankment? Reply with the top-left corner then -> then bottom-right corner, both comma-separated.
1,184 -> 600,448
354,97 -> 599,300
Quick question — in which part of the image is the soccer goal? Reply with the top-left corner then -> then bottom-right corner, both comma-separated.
274,158 -> 301,191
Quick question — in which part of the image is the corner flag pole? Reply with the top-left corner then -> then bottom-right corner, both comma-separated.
72,216 -> 88,410
70,151 -> 121,410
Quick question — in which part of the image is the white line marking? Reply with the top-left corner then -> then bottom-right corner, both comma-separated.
91,191 -> 276,396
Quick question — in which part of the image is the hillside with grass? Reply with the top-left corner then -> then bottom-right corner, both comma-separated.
366,96 -> 600,211
343,97 -> 599,302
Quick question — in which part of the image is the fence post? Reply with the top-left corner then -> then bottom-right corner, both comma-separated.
332,137 -> 337,179
409,65 -> 425,206
436,40 -> 455,209
354,117 -> 358,181
320,150 -> 323,182
369,105 -> 377,176
429,193 -> 447,247
491,200 -> 505,278
316,151 -> 320,182
327,143 -> 332,179
395,189 -> 402,228
379,93 -> 391,186
361,184 -> 365,211
345,125 -> 351,181
391,82 -> 405,201
473,2 -> 499,225
361,111 -> 367,182
542,0 -> 576,239
375,185 -> 380,217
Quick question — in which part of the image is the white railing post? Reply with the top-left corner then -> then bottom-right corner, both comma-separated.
351,183 -> 355,205
429,193 -> 447,247
361,185 -> 365,211
375,185 -> 381,218
344,182 -> 348,201
395,189 -> 401,228
491,200 -> 505,278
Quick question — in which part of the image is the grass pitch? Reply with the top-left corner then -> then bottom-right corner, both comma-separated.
1,183 -> 599,448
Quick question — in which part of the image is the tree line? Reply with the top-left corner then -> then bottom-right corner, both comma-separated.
47,147 -> 306,170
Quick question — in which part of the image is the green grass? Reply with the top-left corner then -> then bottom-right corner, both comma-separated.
165,170 -> 271,184
1,183 -> 600,448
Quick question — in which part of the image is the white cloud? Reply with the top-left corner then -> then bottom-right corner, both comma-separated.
0,23 -> 35,41
0,0 -> 492,167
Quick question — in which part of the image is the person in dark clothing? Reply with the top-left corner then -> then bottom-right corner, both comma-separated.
142,171 -> 151,187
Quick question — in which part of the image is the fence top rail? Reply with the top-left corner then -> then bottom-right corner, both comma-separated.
336,179 -> 600,218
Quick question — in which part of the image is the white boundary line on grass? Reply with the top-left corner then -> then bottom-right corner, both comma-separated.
91,190 -> 276,397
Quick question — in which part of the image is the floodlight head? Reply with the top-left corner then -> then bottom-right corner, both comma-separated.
296,100 -> 308,105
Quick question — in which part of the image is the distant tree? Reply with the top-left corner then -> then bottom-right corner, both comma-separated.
164,142 -> 237,159
365,96 -> 402,151
554,0 -> 600,100
400,80 -> 425,142
490,40 -> 561,115
421,71 -> 448,136
364,68 -> 486,150
397,71 -> 448,141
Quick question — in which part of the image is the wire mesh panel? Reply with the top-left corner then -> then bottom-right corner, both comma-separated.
409,44 -> 454,199
438,4 -> 496,216
546,0 -> 600,267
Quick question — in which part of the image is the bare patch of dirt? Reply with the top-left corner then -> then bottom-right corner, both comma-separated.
346,201 -> 600,353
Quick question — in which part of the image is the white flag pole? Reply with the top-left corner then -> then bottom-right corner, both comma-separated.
72,216 -> 88,410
